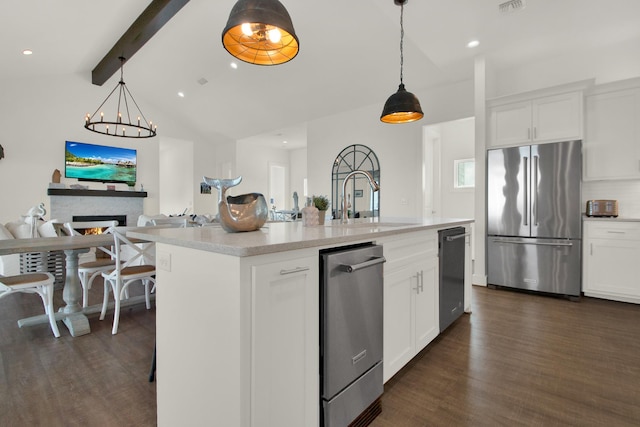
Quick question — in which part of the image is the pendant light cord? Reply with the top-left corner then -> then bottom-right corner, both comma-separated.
399,2 -> 404,85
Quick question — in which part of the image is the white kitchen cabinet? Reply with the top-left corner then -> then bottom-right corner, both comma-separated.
379,231 -> 439,382
583,221 -> 640,304
488,91 -> 583,147
583,84 -> 640,180
155,244 -> 320,427
251,255 -> 319,427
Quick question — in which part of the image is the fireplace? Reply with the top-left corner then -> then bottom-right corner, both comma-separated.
71,215 -> 127,235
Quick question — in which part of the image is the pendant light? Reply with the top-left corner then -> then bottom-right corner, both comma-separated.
222,0 -> 299,66
380,0 -> 424,124
84,57 -> 157,138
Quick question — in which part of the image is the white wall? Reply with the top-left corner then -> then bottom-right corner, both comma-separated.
289,147 -> 307,209
307,80 -> 474,219
159,137 -> 193,216
427,117 -> 475,219
0,72 -> 224,224
235,140 -> 291,209
491,37 -> 640,98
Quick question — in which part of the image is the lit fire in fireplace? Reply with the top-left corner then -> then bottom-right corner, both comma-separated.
80,227 -> 109,235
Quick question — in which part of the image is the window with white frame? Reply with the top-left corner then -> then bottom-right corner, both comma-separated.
454,158 -> 475,189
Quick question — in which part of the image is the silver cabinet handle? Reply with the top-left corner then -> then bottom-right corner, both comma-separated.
527,128 -> 531,140
419,270 -> 424,293
533,127 -> 537,139
279,266 -> 310,275
606,230 -> 626,234
339,256 -> 386,273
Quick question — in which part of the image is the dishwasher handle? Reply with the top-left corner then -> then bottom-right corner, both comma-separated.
445,233 -> 470,242
339,256 -> 386,273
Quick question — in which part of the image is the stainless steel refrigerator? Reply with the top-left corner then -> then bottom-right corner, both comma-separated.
486,140 -> 582,297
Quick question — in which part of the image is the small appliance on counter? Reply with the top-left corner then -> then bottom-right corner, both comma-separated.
586,200 -> 618,217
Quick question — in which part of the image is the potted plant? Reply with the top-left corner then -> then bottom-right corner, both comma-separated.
312,195 -> 329,225
127,181 -> 136,191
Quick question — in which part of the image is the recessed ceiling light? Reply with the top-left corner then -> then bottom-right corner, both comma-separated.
283,140 -> 288,144
467,40 -> 480,48
178,92 -> 185,97
22,49 -> 33,55
230,62 -> 238,69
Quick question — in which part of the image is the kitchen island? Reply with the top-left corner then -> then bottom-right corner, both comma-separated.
129,217 -> 473,427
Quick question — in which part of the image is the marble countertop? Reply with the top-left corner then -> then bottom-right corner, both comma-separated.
582,216 -> 640,222
128,217 -> 474,257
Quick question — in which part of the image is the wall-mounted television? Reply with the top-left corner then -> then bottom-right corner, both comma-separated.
65,141 -> 137,183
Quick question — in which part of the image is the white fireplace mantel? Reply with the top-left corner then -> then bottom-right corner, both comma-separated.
48,189 -> 147,226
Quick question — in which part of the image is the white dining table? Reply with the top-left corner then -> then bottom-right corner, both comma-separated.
0,233 -> 148,337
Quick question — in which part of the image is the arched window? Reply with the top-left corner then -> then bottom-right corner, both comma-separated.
331,144 -> 380,219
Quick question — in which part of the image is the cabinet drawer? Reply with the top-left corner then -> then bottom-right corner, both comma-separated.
585,221 -> 640,240
380,231 -> 437,269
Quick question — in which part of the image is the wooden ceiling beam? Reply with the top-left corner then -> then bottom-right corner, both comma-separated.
91,0 -> 190,86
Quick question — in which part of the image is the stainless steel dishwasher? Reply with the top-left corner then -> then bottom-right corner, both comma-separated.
438,227 -> 466,332
320,243 -> 385,427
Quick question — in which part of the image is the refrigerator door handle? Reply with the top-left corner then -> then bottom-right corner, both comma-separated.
491,238 -> 573,247
533,155 -> 539,226
523,156 -> 528,226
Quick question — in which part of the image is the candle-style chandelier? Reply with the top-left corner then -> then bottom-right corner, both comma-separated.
84,57 -> 156,138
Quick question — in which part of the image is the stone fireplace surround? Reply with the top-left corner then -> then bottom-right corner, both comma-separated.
48,188 -> 147,226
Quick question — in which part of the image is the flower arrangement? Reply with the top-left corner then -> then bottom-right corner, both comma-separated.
312,195 -> 329,211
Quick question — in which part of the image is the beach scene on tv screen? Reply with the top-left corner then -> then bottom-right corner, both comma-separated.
65,142 -> 136,182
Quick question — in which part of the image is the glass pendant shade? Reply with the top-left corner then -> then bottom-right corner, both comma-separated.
222,0 -> 299,65
380,83 -> 424,124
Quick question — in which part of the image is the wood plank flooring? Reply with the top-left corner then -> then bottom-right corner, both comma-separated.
372,287 -> 640,427
1,285 -> 639,426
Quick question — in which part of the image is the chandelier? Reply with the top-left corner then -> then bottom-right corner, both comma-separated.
84,57 -> 157,138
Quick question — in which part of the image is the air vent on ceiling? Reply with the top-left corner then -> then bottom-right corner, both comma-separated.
499,0 -> 526,14
197,77 -> 208,86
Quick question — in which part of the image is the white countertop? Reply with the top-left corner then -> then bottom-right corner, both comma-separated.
582,216 -> 640,222
128,217 -> 474,257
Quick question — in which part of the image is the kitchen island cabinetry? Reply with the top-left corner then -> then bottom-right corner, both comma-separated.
583,220 -> 640,304
583,79 -> 640,181
378,231 -> 439,382
488,91 -> 583,147
130,218 -> 473,427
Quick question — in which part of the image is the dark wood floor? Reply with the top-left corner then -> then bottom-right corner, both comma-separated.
373,287 -> 640,427
1,285 -> 639,426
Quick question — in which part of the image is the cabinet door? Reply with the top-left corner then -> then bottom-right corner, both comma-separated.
532,92 -> 583,143
414,257 -> 439,352
584,88 -> 640,180
489,100 -> 532,147
383,264 -> 415,382
584,238 -> 640,302
251,256 -> 319,427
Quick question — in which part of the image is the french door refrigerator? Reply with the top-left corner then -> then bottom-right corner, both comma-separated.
486,140 -> 582,297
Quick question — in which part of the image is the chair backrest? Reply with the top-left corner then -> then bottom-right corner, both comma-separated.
62,220 -> 119,236
102,227 -> 155,280
150,217 -> 188,227
62,221 -> 118,258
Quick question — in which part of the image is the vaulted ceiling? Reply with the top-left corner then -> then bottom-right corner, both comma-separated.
3,0 -> 640,148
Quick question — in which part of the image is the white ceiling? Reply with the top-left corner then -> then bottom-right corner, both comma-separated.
3,0 -> 640,149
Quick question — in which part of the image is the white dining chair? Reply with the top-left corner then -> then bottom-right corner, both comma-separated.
101,226 -> 156,334
0,272 -> 60,337
62,221 -> 119,308
150,217 -> 189,227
